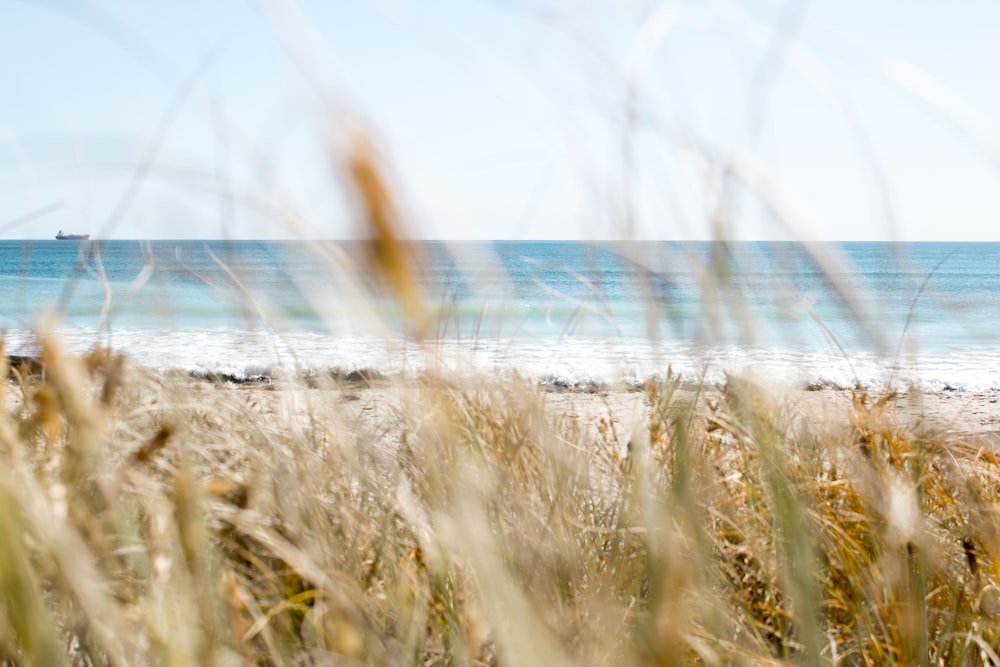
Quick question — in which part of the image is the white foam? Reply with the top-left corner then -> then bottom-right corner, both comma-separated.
9,323 -> 1000,393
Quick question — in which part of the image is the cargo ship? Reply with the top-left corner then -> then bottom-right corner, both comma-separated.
55,230 -> 90,240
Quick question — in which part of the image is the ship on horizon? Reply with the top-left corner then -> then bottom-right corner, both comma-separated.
55,230 -> 90,240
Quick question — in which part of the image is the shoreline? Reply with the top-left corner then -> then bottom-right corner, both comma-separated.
191,373 -> 1000,441
9,352 -> 1000,438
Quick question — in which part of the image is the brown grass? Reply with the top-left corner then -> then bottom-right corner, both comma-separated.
4,37 -> 998,663
0,337 -> 998,665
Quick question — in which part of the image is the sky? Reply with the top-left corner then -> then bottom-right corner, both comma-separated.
2,0 -> 1000,241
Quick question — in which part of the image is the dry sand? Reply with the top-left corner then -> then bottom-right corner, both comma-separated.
245,380 -> 1000,448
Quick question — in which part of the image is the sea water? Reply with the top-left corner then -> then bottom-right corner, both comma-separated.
2,239 -> 998,391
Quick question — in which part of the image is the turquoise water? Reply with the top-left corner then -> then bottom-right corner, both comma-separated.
2,240 -> 998,390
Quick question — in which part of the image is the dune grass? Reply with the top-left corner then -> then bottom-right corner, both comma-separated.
3,12 -> 998,651
0,123 -> 997,665
0,335 -> 997,666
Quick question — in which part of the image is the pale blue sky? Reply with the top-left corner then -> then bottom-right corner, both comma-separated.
2,1 -> 1000,240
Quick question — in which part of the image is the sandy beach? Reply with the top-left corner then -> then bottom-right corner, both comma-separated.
231,377 -> 1000,450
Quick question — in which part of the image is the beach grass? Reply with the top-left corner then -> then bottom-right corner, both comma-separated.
4,1 -> 1000,650
0,334 -> 998,665
0,118 -> 998,666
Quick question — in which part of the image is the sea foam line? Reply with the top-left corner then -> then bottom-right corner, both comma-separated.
6,325 -> 1000,393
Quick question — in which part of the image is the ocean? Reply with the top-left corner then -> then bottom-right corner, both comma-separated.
2,239 -> 998,391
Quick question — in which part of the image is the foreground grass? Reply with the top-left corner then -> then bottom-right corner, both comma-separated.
0,339 -> 999,665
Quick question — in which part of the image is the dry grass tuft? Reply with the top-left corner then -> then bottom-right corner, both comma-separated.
339,127 -> 427,337
0,338 -> 997,665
